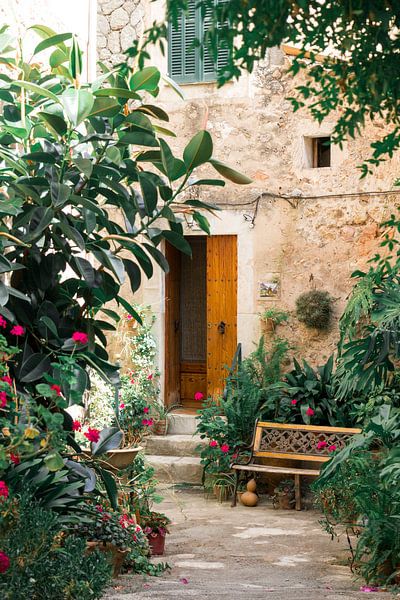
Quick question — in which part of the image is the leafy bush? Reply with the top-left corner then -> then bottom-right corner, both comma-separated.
0,493 -> 112,600
268,355 -> 354,426
295,290 -> 333,329
314,406 -> 400,587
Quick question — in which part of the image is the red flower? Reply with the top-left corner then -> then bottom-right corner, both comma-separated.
0,392 -> 6,408
317,440 -> 327,450
72,420 -> 82,432
0,481 -> 8,499
143,407 -> 149,414
50,384 -> 62,396
306,407 -> 314,416
142,418 -> 149,426
119,403 -> 125,409
291,399 -> 297,405
232,453 -> 238,459
72,331 -> 88,344
220,443 -> 230,453
10,325 -> 25,337
147,418 -> 154,426
328,444 -> 337,452
10,453 -> 20,465
194,391 -> 204,401
84,428 -> 100,443
95,504 -> 104,513
1,376 -> 12,386
147,373 -> 153,380
0,551 -> 10,573
0,317 -> 6,328
130,378 -> 135,384
209,440 -> 218,448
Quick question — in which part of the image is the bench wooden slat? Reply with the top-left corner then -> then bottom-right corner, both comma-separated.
258,421 -> 362,434
232,464 -> 320,476
253,451 -> 330,462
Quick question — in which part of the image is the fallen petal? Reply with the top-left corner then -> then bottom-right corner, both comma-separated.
360,586 -> 380,593
180,577 -> 189,584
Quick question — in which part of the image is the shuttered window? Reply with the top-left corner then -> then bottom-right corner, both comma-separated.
168,0 -> 228,84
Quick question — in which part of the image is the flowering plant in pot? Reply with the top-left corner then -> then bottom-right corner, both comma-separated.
141,511 -> 171,556
272,479 -> 296,510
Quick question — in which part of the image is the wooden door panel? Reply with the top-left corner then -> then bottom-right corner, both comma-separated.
206,235 -> 237,399
164,243 -> 181,407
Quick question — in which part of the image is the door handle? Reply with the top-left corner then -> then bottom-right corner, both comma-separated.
174,319 -> 180,333
217,321 -> 226,334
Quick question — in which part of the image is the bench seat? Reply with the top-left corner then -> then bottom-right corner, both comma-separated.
232,464 -> 320,477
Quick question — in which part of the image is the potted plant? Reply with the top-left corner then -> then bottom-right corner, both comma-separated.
79,507 -> 143,577
272,479 -> 296,510
152,403 -> 180,436
141,511 -> 171,556
261,307 -> 289,332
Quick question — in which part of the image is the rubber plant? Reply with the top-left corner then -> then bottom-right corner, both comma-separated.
0,25 -> 250,509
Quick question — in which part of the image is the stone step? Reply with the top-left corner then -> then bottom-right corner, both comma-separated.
144,434 -> 206,457
168,413 -> 198,435
146,455 -> 203,485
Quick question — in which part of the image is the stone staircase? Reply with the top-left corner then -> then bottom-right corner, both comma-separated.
144,413 -> 205,485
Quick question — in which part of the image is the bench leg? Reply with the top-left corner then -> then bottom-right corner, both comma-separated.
231,470 -> 239,507
294,474 -> 301,511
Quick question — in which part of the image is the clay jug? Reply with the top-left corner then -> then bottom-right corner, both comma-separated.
246,478 -> 257,493
240,491 -> 258,507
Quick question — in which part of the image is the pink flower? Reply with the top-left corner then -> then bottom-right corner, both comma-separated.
143,407 -> 149,414
72,420 -> 82,432
130,378 -> 135,384
142,418 -> 149,426
71,331 -> 88,344
10,453 -> 20,465
194,391 -> 204,401
84,427 -> 100,443
119,403 -> 125,409
359,586 -> 379,593
126,314 -> 132,320
317,440 -> 327,450
95,504 -> 104,513
50,384 -> 62,396
209,440 -> 218,447
147,373 -> 153,380
220,443 -> 230,453
0,481 -> 8,499
306,407 -> 314,416
0,391 -> 6,408
328,444 -> 337,452
147,418 -> 154,426
0,551 -> 10,573
10,325 -> 24,336
291,399 -> 297,405
180,578 -> 189,585
232,453 -> 238,459
1,376 -> 12,386
0,317 -> 6,328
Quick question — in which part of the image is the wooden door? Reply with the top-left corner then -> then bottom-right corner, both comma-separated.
206,235 -> 237,399
164,243 -> 181,407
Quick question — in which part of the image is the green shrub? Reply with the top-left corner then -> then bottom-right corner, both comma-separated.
295,290 -> 333,329
0,494 -> 112,600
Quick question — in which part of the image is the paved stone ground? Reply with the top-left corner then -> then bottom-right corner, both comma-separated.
105,487 -> 392,600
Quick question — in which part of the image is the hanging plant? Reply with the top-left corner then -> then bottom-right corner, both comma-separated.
295,290 -> 333,330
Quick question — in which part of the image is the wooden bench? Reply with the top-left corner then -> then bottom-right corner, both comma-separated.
231,420 -> 361,510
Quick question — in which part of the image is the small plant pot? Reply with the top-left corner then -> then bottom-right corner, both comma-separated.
154,419 -> 168,436
86,541 -> 128,578
105,446 -> 143,470
147,533 -> 166,556
273,494 -> 295,510
213,484 -> 231,503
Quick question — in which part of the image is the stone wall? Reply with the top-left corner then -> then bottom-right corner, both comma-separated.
97,0 -> 145,66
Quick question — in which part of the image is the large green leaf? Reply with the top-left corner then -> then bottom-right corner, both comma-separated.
94,87 -> 140,100
20,354 -> 52,383
34,32 -> 72,55
91,427 -> 123,456
209,158 -> 252,184
69,35 -> 82,79
130,67 -> 160,92
44,451 -> 65,472
183,130 -> 213,171
97,466 -> 119,510
12,81 -> 60,104
88,97 -> 120,118
61,89 -> 94,126
162,230 -> 192,256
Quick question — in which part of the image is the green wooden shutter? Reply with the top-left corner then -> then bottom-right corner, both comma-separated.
168,0 -> 199,83
202,4 -> 216,82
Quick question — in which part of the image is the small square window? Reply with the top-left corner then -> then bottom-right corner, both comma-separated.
312,136 -> 331,168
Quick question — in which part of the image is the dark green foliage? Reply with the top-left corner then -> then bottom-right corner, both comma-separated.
0,494 -> 112,599
135,1 -> 400,172
295,290 -> 333,330
269,355 -> 353,427
314,406 -> 400,587
338,212 -> 400,397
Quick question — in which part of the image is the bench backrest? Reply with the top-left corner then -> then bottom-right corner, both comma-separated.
253,421 -> 361,462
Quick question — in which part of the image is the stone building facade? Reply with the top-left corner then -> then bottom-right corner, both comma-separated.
2,0 -> 400,402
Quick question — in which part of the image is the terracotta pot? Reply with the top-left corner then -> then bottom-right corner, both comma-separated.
86,541 -> 128,577
147,533 -> 166,556
213,484 -> 231,503
240,491 -> 258,507
105,446 -> 143,470
154,419 -> 168,436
